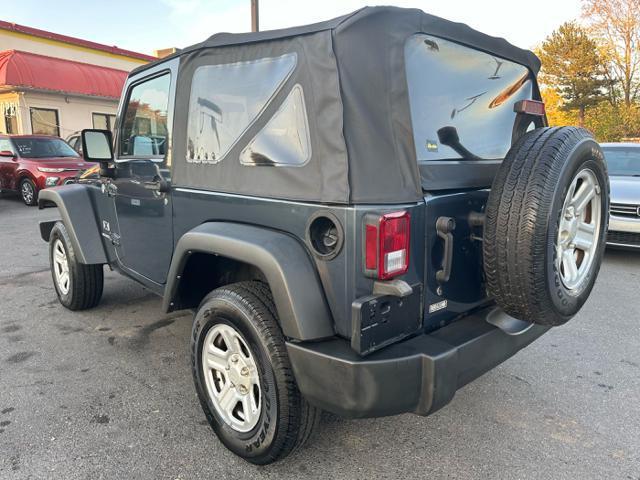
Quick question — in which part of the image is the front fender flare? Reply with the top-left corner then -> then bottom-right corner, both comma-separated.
38,185 -> 108,265
164,222 -> 335,341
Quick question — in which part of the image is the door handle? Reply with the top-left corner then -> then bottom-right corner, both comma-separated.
435,216 -> 456,284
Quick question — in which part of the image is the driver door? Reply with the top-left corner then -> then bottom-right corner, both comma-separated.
112,63 -> 176,284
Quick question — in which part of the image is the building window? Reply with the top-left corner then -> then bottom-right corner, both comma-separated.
2,103 -> 18,134
92,112 -> 116,132
120,73 -> 170,157
4,112 -> 18,134
30,107 -> 60,137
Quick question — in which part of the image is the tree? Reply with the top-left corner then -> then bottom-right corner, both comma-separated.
544,85 -> 640,142
584,102 -> 640,141
540,87 -> 579,127
537,22 -> 608,126
583,0 -> 640,107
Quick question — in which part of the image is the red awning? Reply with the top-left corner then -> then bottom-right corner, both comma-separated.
0,50 -> 128,99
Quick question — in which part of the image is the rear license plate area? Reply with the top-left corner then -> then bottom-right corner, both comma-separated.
351,284 -> 422,355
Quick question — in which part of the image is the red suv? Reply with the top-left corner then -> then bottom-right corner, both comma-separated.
0,135 -> 96,205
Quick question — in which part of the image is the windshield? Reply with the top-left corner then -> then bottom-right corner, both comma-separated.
12,137 -> 79,159
602,147 -> 640,176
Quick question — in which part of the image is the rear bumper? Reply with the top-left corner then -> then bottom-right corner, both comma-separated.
609,214 -> 640,234
287,307 -> 548,418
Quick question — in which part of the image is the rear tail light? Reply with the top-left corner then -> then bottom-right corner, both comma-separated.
364,211 -> 410,280
514,99 -> 546,116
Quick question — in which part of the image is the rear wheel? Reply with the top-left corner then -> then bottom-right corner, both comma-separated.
49,222 -> 104,310
483,127 -> 609,326
192,281 -> 319,464
20,178 -> 37,206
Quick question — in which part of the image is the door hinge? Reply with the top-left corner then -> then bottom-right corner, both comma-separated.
101,182 -> 117,197
110,232 -> 121,247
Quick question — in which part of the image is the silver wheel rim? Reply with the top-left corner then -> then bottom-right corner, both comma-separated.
202,323 -> 261,433
556,168 -> 602,291
53,239 -> 70,295
22,181 -> 34,204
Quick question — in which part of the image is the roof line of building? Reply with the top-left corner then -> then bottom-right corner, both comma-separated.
0,19 -> 156,62
0,48 -> 129,73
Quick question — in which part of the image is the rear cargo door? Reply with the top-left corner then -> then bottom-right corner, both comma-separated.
403,34 -> 541,330
422,191 -> 490,332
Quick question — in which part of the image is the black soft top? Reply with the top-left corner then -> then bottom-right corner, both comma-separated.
134,7 -> 541,204
134,7 -> 539,76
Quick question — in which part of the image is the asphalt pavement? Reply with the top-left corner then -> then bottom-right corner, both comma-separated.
1,193 -> 639,480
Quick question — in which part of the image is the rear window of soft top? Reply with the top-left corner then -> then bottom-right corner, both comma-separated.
405,34 -> 533,162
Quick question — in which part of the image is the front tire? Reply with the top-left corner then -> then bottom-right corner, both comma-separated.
49,222 -> 104,310
192,281 -> 319,464
20,178 -> 38,206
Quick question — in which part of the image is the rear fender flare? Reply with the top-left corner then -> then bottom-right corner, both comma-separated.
164,222 -> 335,341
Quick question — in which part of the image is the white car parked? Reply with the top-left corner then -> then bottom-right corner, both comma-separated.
601,143 -> 640,249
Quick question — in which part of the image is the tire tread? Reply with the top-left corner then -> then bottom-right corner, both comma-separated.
484,127 -> 608,326
50,221 -> 103,311
193,281 -> 319,464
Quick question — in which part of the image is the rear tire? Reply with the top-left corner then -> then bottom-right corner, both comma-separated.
192,281 -> 319,464
483,127 -> 609,326
49,221 -> 104,310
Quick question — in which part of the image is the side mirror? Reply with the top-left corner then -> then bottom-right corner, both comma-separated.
0,150 -> 16,159
81,129 -> 115,177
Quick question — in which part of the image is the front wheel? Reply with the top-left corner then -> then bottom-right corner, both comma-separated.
192,281 -> 319,464
20,178 -> 38,206
49,222 -> 104,310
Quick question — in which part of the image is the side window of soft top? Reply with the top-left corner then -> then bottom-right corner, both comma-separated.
119,73 -> 171,159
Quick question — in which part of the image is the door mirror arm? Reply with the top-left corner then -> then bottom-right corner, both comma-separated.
144,177 -> 171,193
99,165 -> 117,178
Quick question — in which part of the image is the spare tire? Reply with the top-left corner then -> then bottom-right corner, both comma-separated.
483,127 -> 609,326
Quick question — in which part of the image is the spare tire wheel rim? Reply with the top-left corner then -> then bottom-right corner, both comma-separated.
202,323 -> 262,433
53,239 -> 70,295
556,168 -> 602,291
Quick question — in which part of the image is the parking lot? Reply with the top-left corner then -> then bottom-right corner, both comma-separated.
0,194 -> 638,480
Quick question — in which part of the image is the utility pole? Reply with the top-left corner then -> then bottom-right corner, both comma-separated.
251,0 -> 259,32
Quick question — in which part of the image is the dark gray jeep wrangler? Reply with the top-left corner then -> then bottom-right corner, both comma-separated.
39,7 -> 609,464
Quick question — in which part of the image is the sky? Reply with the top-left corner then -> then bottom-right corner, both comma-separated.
1,0 -> 583,55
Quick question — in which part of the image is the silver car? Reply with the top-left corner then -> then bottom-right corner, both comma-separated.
601,143 -> 640,249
